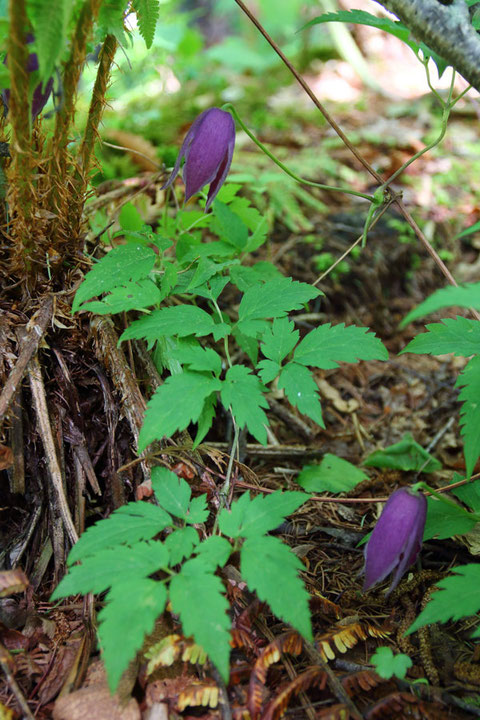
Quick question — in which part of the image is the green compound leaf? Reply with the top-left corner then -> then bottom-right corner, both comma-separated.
370,647 -> 412,680
119,306 -> 217,344
238,277 -> 322,322
99,579 -> 167,692
294,323 -> 388,369
193,393 -> 217,448
186,495 -> 209,524
278,362 -> 324,427
261,317 -> 299,364
164,526 -> 199,566
401,317 -> 480,357
364,432 -> 441,473
67,502 -> 172,564
131,0 -> 160,48
229,262 -> 282,292
241,535 -> 312,641
407,565 -> 480,635
169,339 -> 222,375
81,279 -> 161,315
400,283 -> 480,327
257,359 -> 281,384
455,356 -> 480,478
138,372 -> 222,451
194,536 -> 232,569
297,454 -> 368,493
220,365 -> 269,444
52,541 -> 169,598
169,557 -> 231,682
73,244 -> 156,313
218,490 -> 307,539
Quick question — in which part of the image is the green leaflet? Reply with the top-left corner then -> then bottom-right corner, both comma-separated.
99,579 -> 167,692
400,282 -> 480,327
151,467 -> 209,524
238,277 -> 322,322
370,647 -> 412,680
401,317 -> 480,357
138,371 -> 222,450
278,362 -> 324,427
169,557 -> 231,682
66,502 -> 172,564
218,490 -> 307,538
72,244 -> 156,312
119,305 -> 217,343
297,454 -> 368,493
220,365 -> 269,444
261,317 -> 299,364
131,0 -> 160,48
407,565 -> 480,634
241,535 -> 312,641
294,323 -> 388,369
28,0 -> 69,82
456,356 -> 480,478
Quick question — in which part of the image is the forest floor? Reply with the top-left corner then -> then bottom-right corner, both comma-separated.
2,48 -> 480,720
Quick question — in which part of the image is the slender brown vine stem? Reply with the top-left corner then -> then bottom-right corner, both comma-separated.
233,0 -> 480,321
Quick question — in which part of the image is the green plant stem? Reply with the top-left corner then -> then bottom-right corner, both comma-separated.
221,103 -> 374,203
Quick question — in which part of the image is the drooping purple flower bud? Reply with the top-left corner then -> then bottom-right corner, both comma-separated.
2,35 -> 54,119
363,487 -> 427,595
162,107 -> 235,211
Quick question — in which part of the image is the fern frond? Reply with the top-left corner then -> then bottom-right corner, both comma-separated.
455,355 -> 480,478
131,0 -> 159,48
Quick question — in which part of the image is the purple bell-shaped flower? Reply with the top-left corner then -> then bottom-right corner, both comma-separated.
363,487 -> 427,595
2,35 -> 54,119
162,107 -> 235,211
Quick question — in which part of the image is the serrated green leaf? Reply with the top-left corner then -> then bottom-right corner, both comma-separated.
423,497 -> 477,541
218,490 -> 307,539
400,283 -> 480,327
294,323 -> 388,369
235,319 -> 270,339
29,0 -> 68,82
131,0 -> 159,48
455,356 -> 480,478
212,200 -> 248,250
257,359 -> 281,384
232,326 -> 259,364
194,536 -> 232,568
97,0 -> 130,44
81,279 -> 161,315
229,262 -> 281,292
99,579 -> 167,692
73,244 -> 156,313
164,526 -> 199,565
401,317 -> 480,357
119,306 -> 217,344
278,362 -> 324,427
185,494 -> 209,524
297,454 -> 368,493
261,317 -> 299,364
220,365 -> 269,444
67,502 -> 172,564
151,467 -> 191,518
52,542 -> 169,598
241,535 -> 312,640
364,433 -> 441,473
169,557 -> 231,682
407,565 -> 480,634
238,278 -> 321,322
170,339 -> 222,375
185,258 -> 234,293
139,372 -> 221,450
370,647 -> 412,680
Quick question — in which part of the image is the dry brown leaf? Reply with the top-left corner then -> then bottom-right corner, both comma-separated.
0,569 -> 29,598
316,379 -> 359,414
262,666 -> 328,720
177,680 -> 219,712
316,622 -> 390,662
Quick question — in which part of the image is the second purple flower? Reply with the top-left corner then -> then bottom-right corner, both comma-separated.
162,107 -> 235,211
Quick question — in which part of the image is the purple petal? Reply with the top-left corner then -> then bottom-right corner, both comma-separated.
363,488 -> 426,593
205,133 -> 235,210
161,110 -> 207,191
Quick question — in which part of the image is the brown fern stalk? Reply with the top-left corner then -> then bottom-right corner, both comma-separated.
49,0 -> 102,215
7,0 -> 36,264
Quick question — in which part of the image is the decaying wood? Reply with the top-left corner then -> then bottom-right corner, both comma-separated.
28,354 -> 78,546
0,296 -> 53,428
